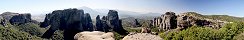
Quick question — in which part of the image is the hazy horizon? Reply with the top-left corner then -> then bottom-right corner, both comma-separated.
0,0 -> 243,17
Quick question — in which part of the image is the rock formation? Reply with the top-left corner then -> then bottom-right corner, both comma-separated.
0,12 -> 37,26
152,12 -> 225,31
177,13 -> 216,29
0,19 -> 7,27
131,19 -> 141,27
101,16 -> 110,32
141,27 -> 151,33
40,8 -> 85,40
40,9 -> 128,40
106,10 -> 128,35
95,10 -> 128,35
122,33 -> 163,40
9,13 -> 32,25
83,13 -> 93,31
159,12 -> 177,31
153,17 -> 162,27
0,12 -> 19,20
74,31 -> 114,40
95,15 -> 103,31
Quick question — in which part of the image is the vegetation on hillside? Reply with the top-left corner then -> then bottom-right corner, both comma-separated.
0,24 -> 42,40
160,21 -> 244,40
0,23 -> 64,40
183,12 -> 244,22
16,23 -> 46,37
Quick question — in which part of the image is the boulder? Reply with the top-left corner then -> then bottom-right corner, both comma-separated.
74,31 -> 114,40
0,19 -> 7,27
122,33 -> 163,40
141,27 -> 151,33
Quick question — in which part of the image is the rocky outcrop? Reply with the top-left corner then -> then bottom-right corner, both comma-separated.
152,17 -> 162,27
177,13 -> 220,29
74,31 -> 114,40
41,9 -> 128,40
141,27 -> 151,33
122,33 -> 163,40
0,12 -> 37,26
95,10 -> 128,35
101,16 -> 110,32
40,8 -> 85,40
83,13 -> 93,31
152,12 -> 225,31
95,15 -> 111,32
95,15 -> 103,31
0,19 -> 7,27
0,12 -> 19,20
106,10 -> 128,35
159,12 -> 177,31
131,19 -> 141,27
9,13 -> 32,25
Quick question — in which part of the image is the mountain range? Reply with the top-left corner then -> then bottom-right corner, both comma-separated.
32,6 -> 161,22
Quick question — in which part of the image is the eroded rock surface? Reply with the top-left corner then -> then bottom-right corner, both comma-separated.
159,12 -> 177,31
74,31 -> 114,40
152,12 -> 227,31
40,8 -> 85,40
40,9 -> 128,40
96,10 -> 128,35
0,12 -> 37,26
122,33 -> 162,40
9,13 -> 32,25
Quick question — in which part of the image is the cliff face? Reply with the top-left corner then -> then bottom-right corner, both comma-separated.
9,13 -> 32,25
152,12 -> 227,31
40,9 -> 86,40
159,12 -> 177,31
0,12 -> 19,20
106,10 -> 128,35
95,10 -> 128,35
0,12 -> 36,26
40,9 -> 128,40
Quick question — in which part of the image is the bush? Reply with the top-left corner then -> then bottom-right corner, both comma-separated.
50,30 -> 64,40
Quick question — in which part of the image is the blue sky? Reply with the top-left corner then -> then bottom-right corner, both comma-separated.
0,0 -> 243,17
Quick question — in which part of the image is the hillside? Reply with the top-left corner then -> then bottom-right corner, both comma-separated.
1,11 -> 244,40
181,12 -> 244,22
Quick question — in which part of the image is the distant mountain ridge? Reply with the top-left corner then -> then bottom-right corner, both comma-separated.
78,6 -> 161,18
31,7 -> 161,22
